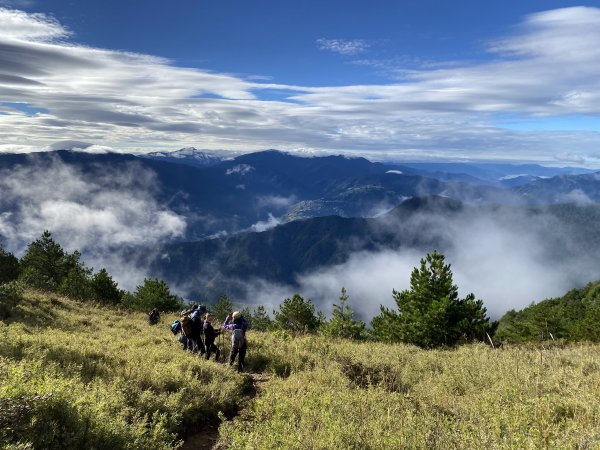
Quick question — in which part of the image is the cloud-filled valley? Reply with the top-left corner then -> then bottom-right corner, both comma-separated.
238,204 -> 600,320
0,153 -> 187,290
1,150 -> 600,320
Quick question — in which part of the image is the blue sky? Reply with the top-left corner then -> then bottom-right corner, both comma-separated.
1,0 -> 600,165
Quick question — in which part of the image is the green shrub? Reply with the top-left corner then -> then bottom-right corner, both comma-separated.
0,281 -> 24,320
0,244 -> 19,284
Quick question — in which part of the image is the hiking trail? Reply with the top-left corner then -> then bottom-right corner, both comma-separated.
181,372 -> 270,450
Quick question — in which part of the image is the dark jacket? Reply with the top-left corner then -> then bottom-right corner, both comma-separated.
203,321 -> 220,346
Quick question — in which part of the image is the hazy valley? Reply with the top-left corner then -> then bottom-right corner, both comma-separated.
1,148 -> 600,320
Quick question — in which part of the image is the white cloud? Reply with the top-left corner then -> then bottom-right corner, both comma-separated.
4,7 -> 600,164
316,38 -> 371,55
247,205 -> 600,321
256,195 -> 297,209
226,164 -> 254,175
556,189 -> 594,206
0,155 -> 186,290
248,213 -> 281,232
0,7 -> 66,41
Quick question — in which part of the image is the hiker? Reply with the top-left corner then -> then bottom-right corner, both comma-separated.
148,308 -> 160,325
170,319 -> 189,350
203,313 -> 221,361
179,310 -> 194,351
223,311 -> 248,371
184,304 -> 207,355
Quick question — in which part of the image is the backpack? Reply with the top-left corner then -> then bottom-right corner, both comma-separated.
180,315 -> 193,336
231,328 -> 245,349
170,320 -> 181,335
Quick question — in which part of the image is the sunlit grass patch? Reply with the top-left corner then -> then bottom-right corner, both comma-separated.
220,336 -> 600,449
0,290 -> 245,449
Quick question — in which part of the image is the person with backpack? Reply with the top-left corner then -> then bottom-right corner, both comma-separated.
223,311 -> 248,371
179,304 -> 205,354
185,304 -> 207,355
179,311 -> 194,351
203,313 -> 221,361
148,308 -> 160,325
170,319 -> 189,350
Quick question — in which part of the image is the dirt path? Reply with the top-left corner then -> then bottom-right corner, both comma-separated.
180,373 -> 270,450
180,423 -> 220,450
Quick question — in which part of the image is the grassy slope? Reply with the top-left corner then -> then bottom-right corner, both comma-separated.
220,335 -> 600,449
0,289 -> 248,450
3,290 -> 600,449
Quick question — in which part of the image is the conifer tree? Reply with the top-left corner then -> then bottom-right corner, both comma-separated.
251,305 -> 273,331
0,243 -> 19,284
372,251 -> 492,348
274,294 -> 320,333
91,268 -> 122,305
131,278 -> 182,312
59,263 -> 94,300
19,231 -> 84,292
212,295 -> 234,322
322,287 -> 367,340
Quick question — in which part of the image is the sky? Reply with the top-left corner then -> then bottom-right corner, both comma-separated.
2,0 -> 600,165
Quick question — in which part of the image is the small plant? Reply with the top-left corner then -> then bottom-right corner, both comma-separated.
321,287 -> 367,340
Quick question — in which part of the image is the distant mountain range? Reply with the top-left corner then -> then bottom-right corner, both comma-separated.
1,148 -> 599,239
3,147 -> 600,304
397,162 -> 593,185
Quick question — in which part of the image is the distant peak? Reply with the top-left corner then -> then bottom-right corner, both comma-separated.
144,147 -> 224,167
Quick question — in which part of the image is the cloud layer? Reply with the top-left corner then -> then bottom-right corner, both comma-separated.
237,204 -> 600,321
3,7 -> 600,164
0,155 -> 186,290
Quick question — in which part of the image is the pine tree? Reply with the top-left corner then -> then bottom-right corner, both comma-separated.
59,263 -> 94,300
90,268 -> 122,305
19,230 -> 67,290
211,295 -> 234,322
322,287 -> 367,340
274,294 -> 320,334
19,231 -> 87,292
372,251 -> 492,348
0,243 -> 19,284
251,305 -> 273,331
132,278 -> 182,312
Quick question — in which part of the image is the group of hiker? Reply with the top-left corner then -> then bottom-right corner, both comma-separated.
166,304 -> 248,371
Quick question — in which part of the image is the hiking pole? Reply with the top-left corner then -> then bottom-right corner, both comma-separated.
217,325 -> 223,362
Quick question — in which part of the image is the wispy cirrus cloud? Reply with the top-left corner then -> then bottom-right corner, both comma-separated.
4,7 -> 600,165
0,7 -> 65,40
316,38 -> 371,55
